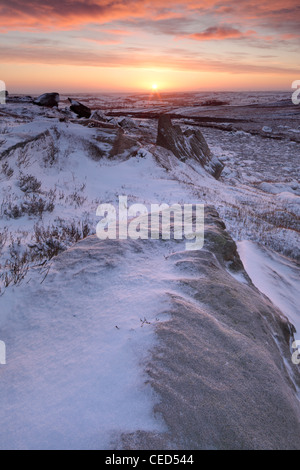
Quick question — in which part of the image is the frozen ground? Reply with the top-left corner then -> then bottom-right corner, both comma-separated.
0,91 -> 299,449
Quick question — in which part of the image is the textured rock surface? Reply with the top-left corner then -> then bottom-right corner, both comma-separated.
119,206 -> 300,450
90,110 -> 108,122
109,128 -> 140,158
156,115 -> 224,179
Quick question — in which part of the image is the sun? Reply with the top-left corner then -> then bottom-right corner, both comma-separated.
152,83 -> 158,90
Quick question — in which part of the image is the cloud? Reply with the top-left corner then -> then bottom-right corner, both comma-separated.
1,0 -> 299,33
0,0 -> 148,30
0,0 -> 299,79
186,26 -> 256,41
102,29 -> 134,35
81,37 -> 122,45
1,42 -> 299,76
118,16 -> 195,36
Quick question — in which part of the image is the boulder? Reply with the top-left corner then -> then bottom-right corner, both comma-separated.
89,111 -> 119,127
68,98 -> 91,118
110,128 -> 140,158
156,115 -> 224,179
118,116 -> 137,130
90,110 -> 108,122
34,93 -> 59,108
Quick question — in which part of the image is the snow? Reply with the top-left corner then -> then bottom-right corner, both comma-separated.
262,126 -> 273,133
0,236 -> 181,449
258,181 -> 300,196
1,92 -> 299,449
275,192 -> 300,217
237,240 -> 300,342
0,103 -> 209,449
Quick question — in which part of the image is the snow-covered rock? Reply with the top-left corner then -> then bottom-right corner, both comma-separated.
118,116 -> 138,130
68,98 -> 91,118
33,93 -> 59,108
156,115 -> 224,179
90,110 -> 108,122
262,126 -> 273,133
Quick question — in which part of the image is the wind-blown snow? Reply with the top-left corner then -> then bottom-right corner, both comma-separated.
238,240 -> 300,342
0,236 -> 185,450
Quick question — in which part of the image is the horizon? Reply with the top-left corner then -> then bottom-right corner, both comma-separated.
6,88 -> 293,96
1,1 -> 300,93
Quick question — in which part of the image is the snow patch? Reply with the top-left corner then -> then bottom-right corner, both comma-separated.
238,240 -> 300,342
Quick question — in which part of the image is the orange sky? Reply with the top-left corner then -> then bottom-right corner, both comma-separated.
0,0 -> 299,92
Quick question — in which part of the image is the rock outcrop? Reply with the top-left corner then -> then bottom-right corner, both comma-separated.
118,117 -> 138,130
68,98 -> 91,118
33,93 -> 59,108
156,115 -> 224,179
109,128 -> 140,158
90,110 -> 108,122
118,206 -> 300,450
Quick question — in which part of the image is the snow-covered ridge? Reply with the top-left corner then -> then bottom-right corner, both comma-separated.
0,93 -> 299,449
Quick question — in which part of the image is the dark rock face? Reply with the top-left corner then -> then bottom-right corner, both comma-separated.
68,98 -> 91,118
156,114 -> 224,179
34,93 -> 60,108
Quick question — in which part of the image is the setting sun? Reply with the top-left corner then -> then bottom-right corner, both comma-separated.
152,84 -> 158,90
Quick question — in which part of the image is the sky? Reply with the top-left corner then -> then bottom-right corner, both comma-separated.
0,0 -> 300,93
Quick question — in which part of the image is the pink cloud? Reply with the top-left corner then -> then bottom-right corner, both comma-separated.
1,42 -> 299,76
187,26 -> 256,41
0,0 -> 299,49
0,1 -> 148,31
1,1 -> 299,32
103,29 -> 135,35
81,37 -> 122,45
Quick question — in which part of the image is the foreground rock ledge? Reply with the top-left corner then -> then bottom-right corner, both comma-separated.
119,206 -> 300,450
